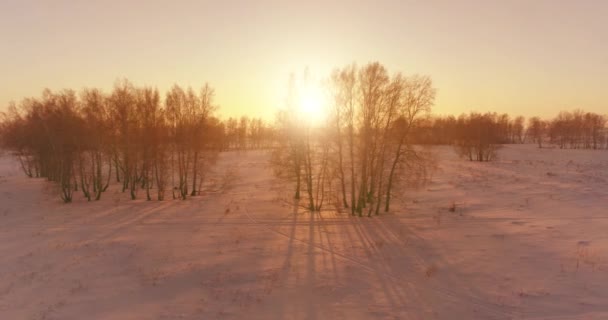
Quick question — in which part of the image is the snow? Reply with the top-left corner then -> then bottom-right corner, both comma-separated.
0,145 -> 607,319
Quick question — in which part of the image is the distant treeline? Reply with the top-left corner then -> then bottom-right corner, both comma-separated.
222,116 -> 275,150
412,111 -> 608,152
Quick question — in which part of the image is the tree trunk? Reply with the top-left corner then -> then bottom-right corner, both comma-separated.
190,151 -> 199,196
334,116 -> 348,209
385,135 -> 405,213
348,125 -> 356,216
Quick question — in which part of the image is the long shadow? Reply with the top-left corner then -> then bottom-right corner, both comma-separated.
84,201 -> 176,243
360,214 -> 516,318
270,198 -> 301,318
356,208 -> 608,319
305,210 -> 317,320
349,215 -> 423,318
316,211 -> 341,282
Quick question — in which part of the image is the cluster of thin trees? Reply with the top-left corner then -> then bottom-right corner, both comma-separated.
458,113 -> 528,161
0,81 -> 223,202
223,116 -> 275,150
411,110 -> 607,161
272,62 -> 435,216
541,111 -> 607,149
415,113 -> 525,145
412,113 -> 525,161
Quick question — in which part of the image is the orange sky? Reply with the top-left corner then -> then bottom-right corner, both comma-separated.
1,0 -> 606,120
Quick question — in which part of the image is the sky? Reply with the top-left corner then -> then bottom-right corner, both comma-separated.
1,0 -> 607,120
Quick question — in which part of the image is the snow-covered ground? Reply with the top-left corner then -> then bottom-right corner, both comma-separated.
0,145 -> 607,319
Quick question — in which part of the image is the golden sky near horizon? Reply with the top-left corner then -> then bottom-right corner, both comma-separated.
1,0 -> 607,120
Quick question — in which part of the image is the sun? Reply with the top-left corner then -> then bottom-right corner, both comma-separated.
298,86 -> 326,124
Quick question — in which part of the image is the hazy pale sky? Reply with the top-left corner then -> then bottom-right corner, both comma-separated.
1,0 -> 606,120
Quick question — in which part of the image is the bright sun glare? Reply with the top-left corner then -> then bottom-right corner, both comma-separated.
298,86 -> 326,124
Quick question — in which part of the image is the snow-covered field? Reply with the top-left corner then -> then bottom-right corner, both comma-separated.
0,145 -> 607,320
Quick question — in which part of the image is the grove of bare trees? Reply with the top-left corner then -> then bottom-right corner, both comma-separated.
223,116 -> 275,150
453,113 -> 503,162
272,62 -> 436,216
0,81 -> 223,202
548,110 -> 607,150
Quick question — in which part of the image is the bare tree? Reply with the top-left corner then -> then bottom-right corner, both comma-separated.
330,64 -> 359,215
355,62 -> 389,216
190,84 -> 217,196
328,68 -> 351,209
455,113 -> 501,162
272,74 -> 305,200
527,116 -> 546,148
80,88 -> 112,200
383,75 -> 435,213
